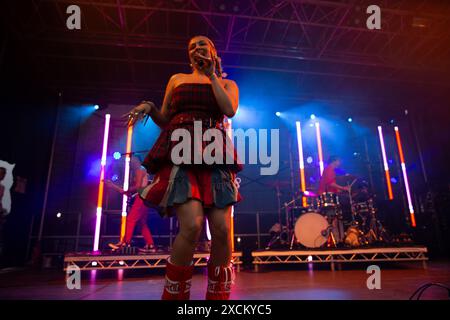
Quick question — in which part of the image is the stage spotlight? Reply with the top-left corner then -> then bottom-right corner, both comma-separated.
310,114 -> 316,120
237,237 -> 241,243
91,103 -> 108,111
307,255 -> 313,262
113,152 -> 122,160
348,117 -> 353,123
306,156 -> 313,164
309,123 -> 314,127
111,174 -> 119,182
275,111 -> 281,117
391,177 -> 398,184
390,119 -> 395,124
404,109 -> 409,115
56,212 -> 62,218
92,261 -> 98,266
119,261 -> 125,266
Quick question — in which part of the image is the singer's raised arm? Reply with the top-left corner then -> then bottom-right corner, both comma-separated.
209,75 -> 239,118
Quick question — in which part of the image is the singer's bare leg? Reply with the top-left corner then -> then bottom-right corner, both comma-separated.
207,206 -> 232,266
170,200 -> 204,266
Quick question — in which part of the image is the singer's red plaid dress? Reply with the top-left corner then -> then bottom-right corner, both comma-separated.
140,83 -> 242,216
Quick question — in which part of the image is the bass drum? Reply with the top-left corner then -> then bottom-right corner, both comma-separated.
294,212 -> 329,248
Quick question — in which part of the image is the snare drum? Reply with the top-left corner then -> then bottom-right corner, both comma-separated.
319,192 -> 339,207
306,196 -> 320,211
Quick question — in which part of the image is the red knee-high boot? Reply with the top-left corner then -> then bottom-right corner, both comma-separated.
205,262 -> 234,300
161,258 -> 194,300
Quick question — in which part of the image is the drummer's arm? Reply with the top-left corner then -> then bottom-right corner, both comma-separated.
330,182 -> 350,192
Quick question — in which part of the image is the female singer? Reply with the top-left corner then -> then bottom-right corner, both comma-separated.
126,35 -> 242,300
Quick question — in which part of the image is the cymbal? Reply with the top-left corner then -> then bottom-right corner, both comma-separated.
336,174 -> 358,184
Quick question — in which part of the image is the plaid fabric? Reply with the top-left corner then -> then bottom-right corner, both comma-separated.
142,83 -> 242,174
168,83 -> 223,119
139,164 -> 242,217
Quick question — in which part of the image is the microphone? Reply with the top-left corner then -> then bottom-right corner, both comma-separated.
196,59 -> 205,67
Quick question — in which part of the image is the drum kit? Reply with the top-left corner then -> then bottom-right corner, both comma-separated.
267,176 -> 390,249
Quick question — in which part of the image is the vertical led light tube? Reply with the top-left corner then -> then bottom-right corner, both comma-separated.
377,126 -> 394,200
296,121 -> 307,207
394,126 -> 416,227
120,126 -> 134,240
315,122 -> 324,176
94,114 -> 111,251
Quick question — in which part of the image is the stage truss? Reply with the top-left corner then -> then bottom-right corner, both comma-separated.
252,246 -> 428,271
64,251 -> 242,272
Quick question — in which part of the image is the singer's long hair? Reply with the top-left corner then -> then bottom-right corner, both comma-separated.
189,36 -> 226,78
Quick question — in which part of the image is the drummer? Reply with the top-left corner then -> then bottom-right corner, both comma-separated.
318,156 -> 351,194
352,181 -> 371,202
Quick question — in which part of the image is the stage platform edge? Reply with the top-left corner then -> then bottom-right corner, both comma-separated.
64,251 -> 243,272
251,246 -> 428,271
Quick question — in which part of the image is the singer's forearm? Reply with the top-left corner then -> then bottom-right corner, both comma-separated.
210,75 -> 238,117
149,108 -> 170,128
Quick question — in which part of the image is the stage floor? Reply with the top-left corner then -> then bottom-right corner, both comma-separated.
0,261 -> 448,300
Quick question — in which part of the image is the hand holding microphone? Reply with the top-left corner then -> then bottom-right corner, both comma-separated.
196,58 -> 205,68
194,52 -> 216,78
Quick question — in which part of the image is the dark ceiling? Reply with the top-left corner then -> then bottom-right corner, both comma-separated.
2,0 -> 450,113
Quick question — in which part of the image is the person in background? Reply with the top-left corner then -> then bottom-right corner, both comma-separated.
107,156 -> 156,253
318,156 -> 351,194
